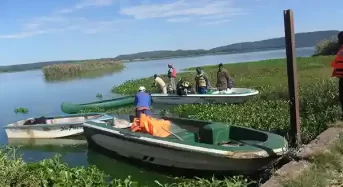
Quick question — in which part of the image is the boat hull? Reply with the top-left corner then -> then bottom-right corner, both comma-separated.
83,124 -> 282,175
4,113 -> 113,139
151,88 -> 259,105
61,96 -> 134,114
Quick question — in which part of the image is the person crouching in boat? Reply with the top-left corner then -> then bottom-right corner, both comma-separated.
216,63 -> 234,91
176,78 -> 192,96
134,86 -> 152,118
153,74 -> 167,94
195,67 -> 210,94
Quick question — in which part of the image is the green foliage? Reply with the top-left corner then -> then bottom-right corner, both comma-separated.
42,60 -> 125,79
313,37 -> 341,56
96,93 -> 103,98
112,56 -> 340,144
14,107 -> 29,114
0,147 -> 251,187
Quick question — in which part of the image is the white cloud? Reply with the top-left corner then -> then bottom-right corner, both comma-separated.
0,0 -> 124,39
119,0 -> 243,24
56,0 -> 113,14
0,16 -> 126,39
166,17 -> 193,23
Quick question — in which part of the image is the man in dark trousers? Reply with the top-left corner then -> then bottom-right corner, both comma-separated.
216,63 -> 233,91
330,31 -> 343,118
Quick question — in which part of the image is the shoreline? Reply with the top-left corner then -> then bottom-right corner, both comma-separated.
0,47 -> 314,74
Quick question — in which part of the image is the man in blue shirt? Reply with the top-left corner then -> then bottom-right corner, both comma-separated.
134,86 -> 152,118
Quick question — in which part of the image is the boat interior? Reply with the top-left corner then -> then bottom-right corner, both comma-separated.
17,114 -> 103,126
165,118 -> 269,147
114,116 -> 270,147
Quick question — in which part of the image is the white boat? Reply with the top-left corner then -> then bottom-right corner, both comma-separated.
151,88 -> 259,105
4,113 -> 113,139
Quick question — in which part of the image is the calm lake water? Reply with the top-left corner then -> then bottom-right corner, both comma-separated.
0,47 -> 314,185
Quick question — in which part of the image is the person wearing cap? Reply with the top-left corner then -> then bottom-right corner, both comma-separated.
194,67 -> 210,94
167,64 -> 177,93
134,86 -> 152,118
216,63 -> 233,91
153,74 -> 167,94
330,31 -> 343,118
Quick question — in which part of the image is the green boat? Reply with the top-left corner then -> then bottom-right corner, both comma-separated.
83,116 -> 288,175
61,96 -> 135,114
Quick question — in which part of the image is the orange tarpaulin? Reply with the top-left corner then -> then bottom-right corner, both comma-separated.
131,114 -> 171,137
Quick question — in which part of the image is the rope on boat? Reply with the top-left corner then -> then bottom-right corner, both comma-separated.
161,126 -> 184,141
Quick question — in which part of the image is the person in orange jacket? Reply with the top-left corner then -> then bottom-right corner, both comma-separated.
331,31 -> 343,117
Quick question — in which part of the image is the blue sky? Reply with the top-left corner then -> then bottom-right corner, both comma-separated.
0,0 -> 342,65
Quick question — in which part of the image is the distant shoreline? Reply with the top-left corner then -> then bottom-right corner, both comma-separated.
121,46 -> 314,63
0,46 -> 313,74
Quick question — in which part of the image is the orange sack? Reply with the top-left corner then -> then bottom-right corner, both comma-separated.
130,114 -> 171,137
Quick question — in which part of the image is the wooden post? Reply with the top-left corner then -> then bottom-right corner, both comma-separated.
283,9 -> 301,147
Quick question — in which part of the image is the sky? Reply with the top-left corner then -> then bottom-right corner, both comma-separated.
0,0 -> 342,65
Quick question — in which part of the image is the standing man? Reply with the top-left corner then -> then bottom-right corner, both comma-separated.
331,31 -> 343,118
216,63 -> 233,91
134,86 -> 152,118
194,67 -> 210,94
153,74 -> 167,94
167,64 -> 177,93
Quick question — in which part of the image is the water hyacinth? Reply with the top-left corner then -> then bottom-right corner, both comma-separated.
112,56 -> 340,144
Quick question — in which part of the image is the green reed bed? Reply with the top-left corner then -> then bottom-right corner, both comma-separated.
0,147 -> 251,187
42,60 -> 125,79
111,56 -> 340,143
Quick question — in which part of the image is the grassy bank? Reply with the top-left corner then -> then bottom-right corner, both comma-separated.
42,60 -> 125,79
111,56 -> 340,144
283,134 -> 343,186
0,147 -> 252,187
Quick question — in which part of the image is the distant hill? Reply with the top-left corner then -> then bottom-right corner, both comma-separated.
114,30 -> 339,61
0,30 -> 339,73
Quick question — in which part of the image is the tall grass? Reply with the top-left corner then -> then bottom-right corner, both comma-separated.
42,60 -> 125,78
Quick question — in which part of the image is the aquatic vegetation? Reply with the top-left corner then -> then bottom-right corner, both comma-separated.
313,37 -> 340,56
112,56 -> 340,144
96,93 -> 103,98
42,60 -> 125,79
0,146 -> 251,187
14,107 -> 29,114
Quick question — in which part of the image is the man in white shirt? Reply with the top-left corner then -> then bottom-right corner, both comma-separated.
153,74 -> 167,94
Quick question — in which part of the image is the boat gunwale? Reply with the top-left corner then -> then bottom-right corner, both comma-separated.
83,121 -> 288,159
150,89 -> 259,98
3,113 -> 113,130
61,96 -> 134,106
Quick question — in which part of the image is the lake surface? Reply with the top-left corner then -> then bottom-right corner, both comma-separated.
0,47 -> 314,185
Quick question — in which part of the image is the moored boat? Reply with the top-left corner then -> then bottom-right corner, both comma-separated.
83,116 -> 288,175
151,88 -> 259,105
4,113 -> 113,139
61,96 -> 134,114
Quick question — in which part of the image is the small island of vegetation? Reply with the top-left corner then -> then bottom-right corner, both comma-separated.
42,60 -> 125,81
